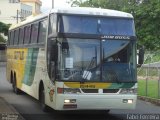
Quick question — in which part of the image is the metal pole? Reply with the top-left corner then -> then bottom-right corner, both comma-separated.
146,65 -> 149,97
16,10 -> 19,24
158,68 -> 160,99
52,0 -> 54,9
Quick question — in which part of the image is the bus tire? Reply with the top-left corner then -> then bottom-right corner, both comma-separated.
39,85 -> 49,112
106,110 -> 110,113
12,74 -> 21,94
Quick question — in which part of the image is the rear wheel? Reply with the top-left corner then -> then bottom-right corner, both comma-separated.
39,85 -> 49,112
12,74 -> 21,94
106,110 -> 110,113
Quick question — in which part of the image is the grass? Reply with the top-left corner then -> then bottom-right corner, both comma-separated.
138,80 -> 159,99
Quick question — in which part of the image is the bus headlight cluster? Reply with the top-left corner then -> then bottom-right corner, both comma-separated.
63,88 -> 81,94
64,99 -> 76,103
119,88 -> 137,94
57,88 -> 81,94
123,99 -> 133,104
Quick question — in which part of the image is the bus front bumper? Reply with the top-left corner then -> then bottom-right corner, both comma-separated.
55,94 -> 137,110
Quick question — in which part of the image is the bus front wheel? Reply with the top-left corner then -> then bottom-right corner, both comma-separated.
39,85 -> 49,112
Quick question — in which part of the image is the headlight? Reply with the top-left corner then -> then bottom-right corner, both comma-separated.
63,88 -> 81,94
119,88 -> 137,94
56,88 -> 81,94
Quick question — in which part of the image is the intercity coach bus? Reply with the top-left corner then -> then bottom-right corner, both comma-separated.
7,7 -> 138,111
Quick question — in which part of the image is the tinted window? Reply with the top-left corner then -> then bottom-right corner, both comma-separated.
38,19 -> 47,43
19,28 -> 24,44
101,18 -> 134,35
49,14 -> 56,35
14,29 -> 19,45
60,15 -> 135,36
31,22 -> 39,44
10,31 -> 14,45
8,32 -> 11,45
60,15 -> 98,34
24,25 -> 31,44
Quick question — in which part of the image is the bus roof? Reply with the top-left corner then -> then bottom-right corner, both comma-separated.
51,7 -> 133,18
9,7 -> 133,30
9,13 -> 47,30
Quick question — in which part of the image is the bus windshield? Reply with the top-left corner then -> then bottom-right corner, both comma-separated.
58,38 -> 136,82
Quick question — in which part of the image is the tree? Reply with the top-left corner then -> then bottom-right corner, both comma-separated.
0,34 -> 6,43
0,22 -> 10,43
0,22 -> 10,36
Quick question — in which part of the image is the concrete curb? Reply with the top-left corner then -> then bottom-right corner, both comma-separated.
138,96 -> 160,106
0,97 -> 25,120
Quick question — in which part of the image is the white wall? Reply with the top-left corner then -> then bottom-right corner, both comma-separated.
0,0 -> 32,24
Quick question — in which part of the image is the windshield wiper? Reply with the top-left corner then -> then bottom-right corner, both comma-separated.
81,57 -> 97,83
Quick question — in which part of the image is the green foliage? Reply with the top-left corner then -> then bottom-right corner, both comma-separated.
71,0 -> 160,50
0,34 -> 6,43
0,22 -> 10,36
0,22 -> 10,43
138,80 -> 159,99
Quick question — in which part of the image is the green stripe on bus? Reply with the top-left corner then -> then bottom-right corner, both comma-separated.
23,48 -> 39,86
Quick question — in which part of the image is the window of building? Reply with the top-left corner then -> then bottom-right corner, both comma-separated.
9,0 -> 20,3
31,22 -> 39,44
38,19 -> 47,44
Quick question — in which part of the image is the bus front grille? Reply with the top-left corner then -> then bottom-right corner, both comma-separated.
103,89 -> 119,93
81,89 -> 120,93
81,89 -> 98,93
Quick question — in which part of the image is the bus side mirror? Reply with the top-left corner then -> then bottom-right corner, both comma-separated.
138,46 -> 145,66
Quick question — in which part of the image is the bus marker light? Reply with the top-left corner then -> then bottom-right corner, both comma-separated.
57,87 -> 63,94
128,99 -> 133,104
64,99 -> 76,103
123,99 -> 133,104
64,99 -> 70,103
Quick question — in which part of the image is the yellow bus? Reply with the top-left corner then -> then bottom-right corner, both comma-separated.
7,7 -> 138,112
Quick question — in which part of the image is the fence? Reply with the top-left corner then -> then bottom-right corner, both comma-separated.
137,51 -> 160,99
0,50 -> 6,62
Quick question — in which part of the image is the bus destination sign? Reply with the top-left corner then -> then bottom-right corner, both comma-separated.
101,35 -> 131,40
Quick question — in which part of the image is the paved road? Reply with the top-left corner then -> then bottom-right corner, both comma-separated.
0,64 -> 160,120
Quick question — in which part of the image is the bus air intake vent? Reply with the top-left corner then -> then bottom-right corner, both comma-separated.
81,89 -> 98,93
103,89 -> 119,93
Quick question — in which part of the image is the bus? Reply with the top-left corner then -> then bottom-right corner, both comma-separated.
7,7 -> 138,111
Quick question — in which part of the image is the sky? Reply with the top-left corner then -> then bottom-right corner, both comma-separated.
41,0 -> 71,12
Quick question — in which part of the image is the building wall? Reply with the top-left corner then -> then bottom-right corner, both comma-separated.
20,3 -> 32,20
0,0 -> 32,24
20,0 -> 42,15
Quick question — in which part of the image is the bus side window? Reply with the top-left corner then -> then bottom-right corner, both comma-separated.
48,14 -> 57,35
14,29 -> 19,45
47,39 -> 58,81
31,22 -> 39,44
10,31 -> 14,45
19,28 -> 24,45
8,32 -> 11,45
24,25 -> 31,45
38,19 -> 47,44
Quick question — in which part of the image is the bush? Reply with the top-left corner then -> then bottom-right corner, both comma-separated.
0,34 -> 6,43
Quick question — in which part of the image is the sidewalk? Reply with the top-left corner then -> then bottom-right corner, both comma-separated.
0,97 -> 25,120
